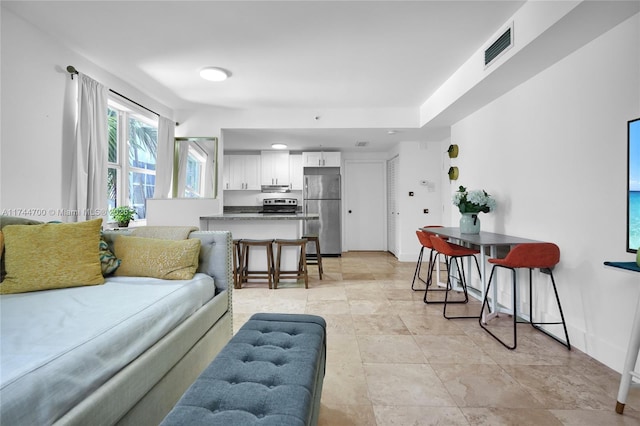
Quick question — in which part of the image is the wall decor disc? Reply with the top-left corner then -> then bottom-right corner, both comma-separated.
448,166 -> 459,180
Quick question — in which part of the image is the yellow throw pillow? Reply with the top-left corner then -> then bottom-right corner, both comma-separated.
1,219 -> 104,294
113,236 -> 200,280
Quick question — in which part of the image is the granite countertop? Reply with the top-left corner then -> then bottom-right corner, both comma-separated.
201,213 -> 319,221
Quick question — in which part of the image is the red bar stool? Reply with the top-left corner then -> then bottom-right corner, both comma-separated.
428,235 -> 482,320
479,242 -> 571,350
411,226 -> 445,291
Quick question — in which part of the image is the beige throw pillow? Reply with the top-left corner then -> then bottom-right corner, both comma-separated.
113,236 -> 200,280
1,219 -> 104,294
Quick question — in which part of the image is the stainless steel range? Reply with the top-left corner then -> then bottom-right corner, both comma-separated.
261,198 -> 298,214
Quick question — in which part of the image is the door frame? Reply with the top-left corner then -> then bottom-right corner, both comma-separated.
343,159 -> 388,252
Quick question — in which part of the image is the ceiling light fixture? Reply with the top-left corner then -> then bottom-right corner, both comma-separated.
200,67 -> 230,82
271,143 -> 288,150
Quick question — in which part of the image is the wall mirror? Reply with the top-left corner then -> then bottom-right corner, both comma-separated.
172,137 -> 219,199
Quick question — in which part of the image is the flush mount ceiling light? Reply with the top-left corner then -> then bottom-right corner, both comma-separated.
199,67 -> 230,82
271,143 -> 288,150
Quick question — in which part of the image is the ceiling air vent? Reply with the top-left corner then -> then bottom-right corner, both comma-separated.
484,24 -> 513,67
355,141 -> 368,147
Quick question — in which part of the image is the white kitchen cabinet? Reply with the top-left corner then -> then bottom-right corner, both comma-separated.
289,154 -> 303,190
261,151 -> 290,185
302,151 -> 341,167
224,154 -> 261,190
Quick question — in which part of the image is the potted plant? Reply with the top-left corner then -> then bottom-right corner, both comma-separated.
110,206 -> 136,227
452,186 -> 496,234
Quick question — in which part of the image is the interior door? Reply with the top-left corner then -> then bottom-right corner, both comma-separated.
344,160 -> 386,251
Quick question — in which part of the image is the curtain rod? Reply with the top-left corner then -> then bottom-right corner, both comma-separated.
66,65 -> 179,125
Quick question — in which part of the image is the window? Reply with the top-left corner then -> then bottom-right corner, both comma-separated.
184,143 -> 207,198
107,97 -> 158,220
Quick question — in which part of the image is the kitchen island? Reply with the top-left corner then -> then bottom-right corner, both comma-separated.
200,212 -> 319,240
200,213 -> 320,280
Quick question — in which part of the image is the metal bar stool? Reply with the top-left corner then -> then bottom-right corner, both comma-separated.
302,234 -> 323,279
240,239 -> 275,289
411,226 -> 446,291
232,239 -> 243,289
429,235 -> 482,320
479,242 -> 571,350
274,239 -> 309,289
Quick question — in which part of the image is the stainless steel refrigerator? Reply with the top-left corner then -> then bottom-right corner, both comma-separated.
303,173 -> 341,256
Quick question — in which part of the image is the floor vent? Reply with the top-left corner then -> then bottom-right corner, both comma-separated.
485,24 -> 513,67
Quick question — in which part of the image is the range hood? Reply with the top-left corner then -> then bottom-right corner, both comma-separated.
261,184 -> 291,193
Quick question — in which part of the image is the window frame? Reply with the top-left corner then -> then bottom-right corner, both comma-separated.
107,96 -> 158,223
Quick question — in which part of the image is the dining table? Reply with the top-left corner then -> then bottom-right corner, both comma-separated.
419,227 -> 543,321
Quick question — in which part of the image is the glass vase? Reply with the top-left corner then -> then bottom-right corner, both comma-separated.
460,213 -> 480,234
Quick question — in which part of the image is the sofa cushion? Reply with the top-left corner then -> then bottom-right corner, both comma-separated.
113,236 -> 200,280
1,219 -> 104,294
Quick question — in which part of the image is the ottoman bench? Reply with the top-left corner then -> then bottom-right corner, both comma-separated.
160,313 -> 327,426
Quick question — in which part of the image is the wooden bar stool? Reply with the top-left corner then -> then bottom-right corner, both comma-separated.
302,234 -> 323,279
428,235 -> 482,320
232,239 -> 243,289
274,239 -> 309,289
479,242 -> 570,350
240,239 -> 275,289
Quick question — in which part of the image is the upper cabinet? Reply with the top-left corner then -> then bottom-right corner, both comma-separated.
302,151 -> 341,167
223,154 -> 261,190
289,154 -> 303,190
261,151 -> 290,185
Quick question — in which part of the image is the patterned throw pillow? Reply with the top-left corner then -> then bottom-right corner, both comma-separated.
1,219 -> 104,294
113,235 -> 200,280
99,236 -> 121,276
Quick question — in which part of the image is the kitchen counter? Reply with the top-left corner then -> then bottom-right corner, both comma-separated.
201,213 -> 319,221
199,213 -> 319,274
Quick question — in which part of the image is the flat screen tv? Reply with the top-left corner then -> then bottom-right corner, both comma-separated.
628,117 -> 640,253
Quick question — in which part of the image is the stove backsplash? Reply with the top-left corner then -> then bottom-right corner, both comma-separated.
223,191 -> 302,208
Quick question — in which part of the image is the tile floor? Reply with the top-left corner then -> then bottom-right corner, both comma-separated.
232,251 -> 640,425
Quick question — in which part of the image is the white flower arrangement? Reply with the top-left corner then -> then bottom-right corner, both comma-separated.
453,186 -> 496,214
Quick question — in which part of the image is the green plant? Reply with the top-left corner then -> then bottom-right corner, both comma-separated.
452,185 -> 496,214
110,206 -> 136,224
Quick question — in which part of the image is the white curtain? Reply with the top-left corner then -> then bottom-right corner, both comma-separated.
68,73 -> 108,222
155,116 -> 175,198
176,141 -> 190,198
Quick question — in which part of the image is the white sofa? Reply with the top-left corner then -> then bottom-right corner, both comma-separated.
0,227 -> 233,426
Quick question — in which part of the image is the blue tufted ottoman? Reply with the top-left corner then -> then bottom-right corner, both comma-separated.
160,313 -> 326,426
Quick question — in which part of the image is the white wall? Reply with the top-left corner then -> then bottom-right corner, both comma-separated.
0,10 -> 173,222
395,141 -> 444,261
449,14 -> 640,371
